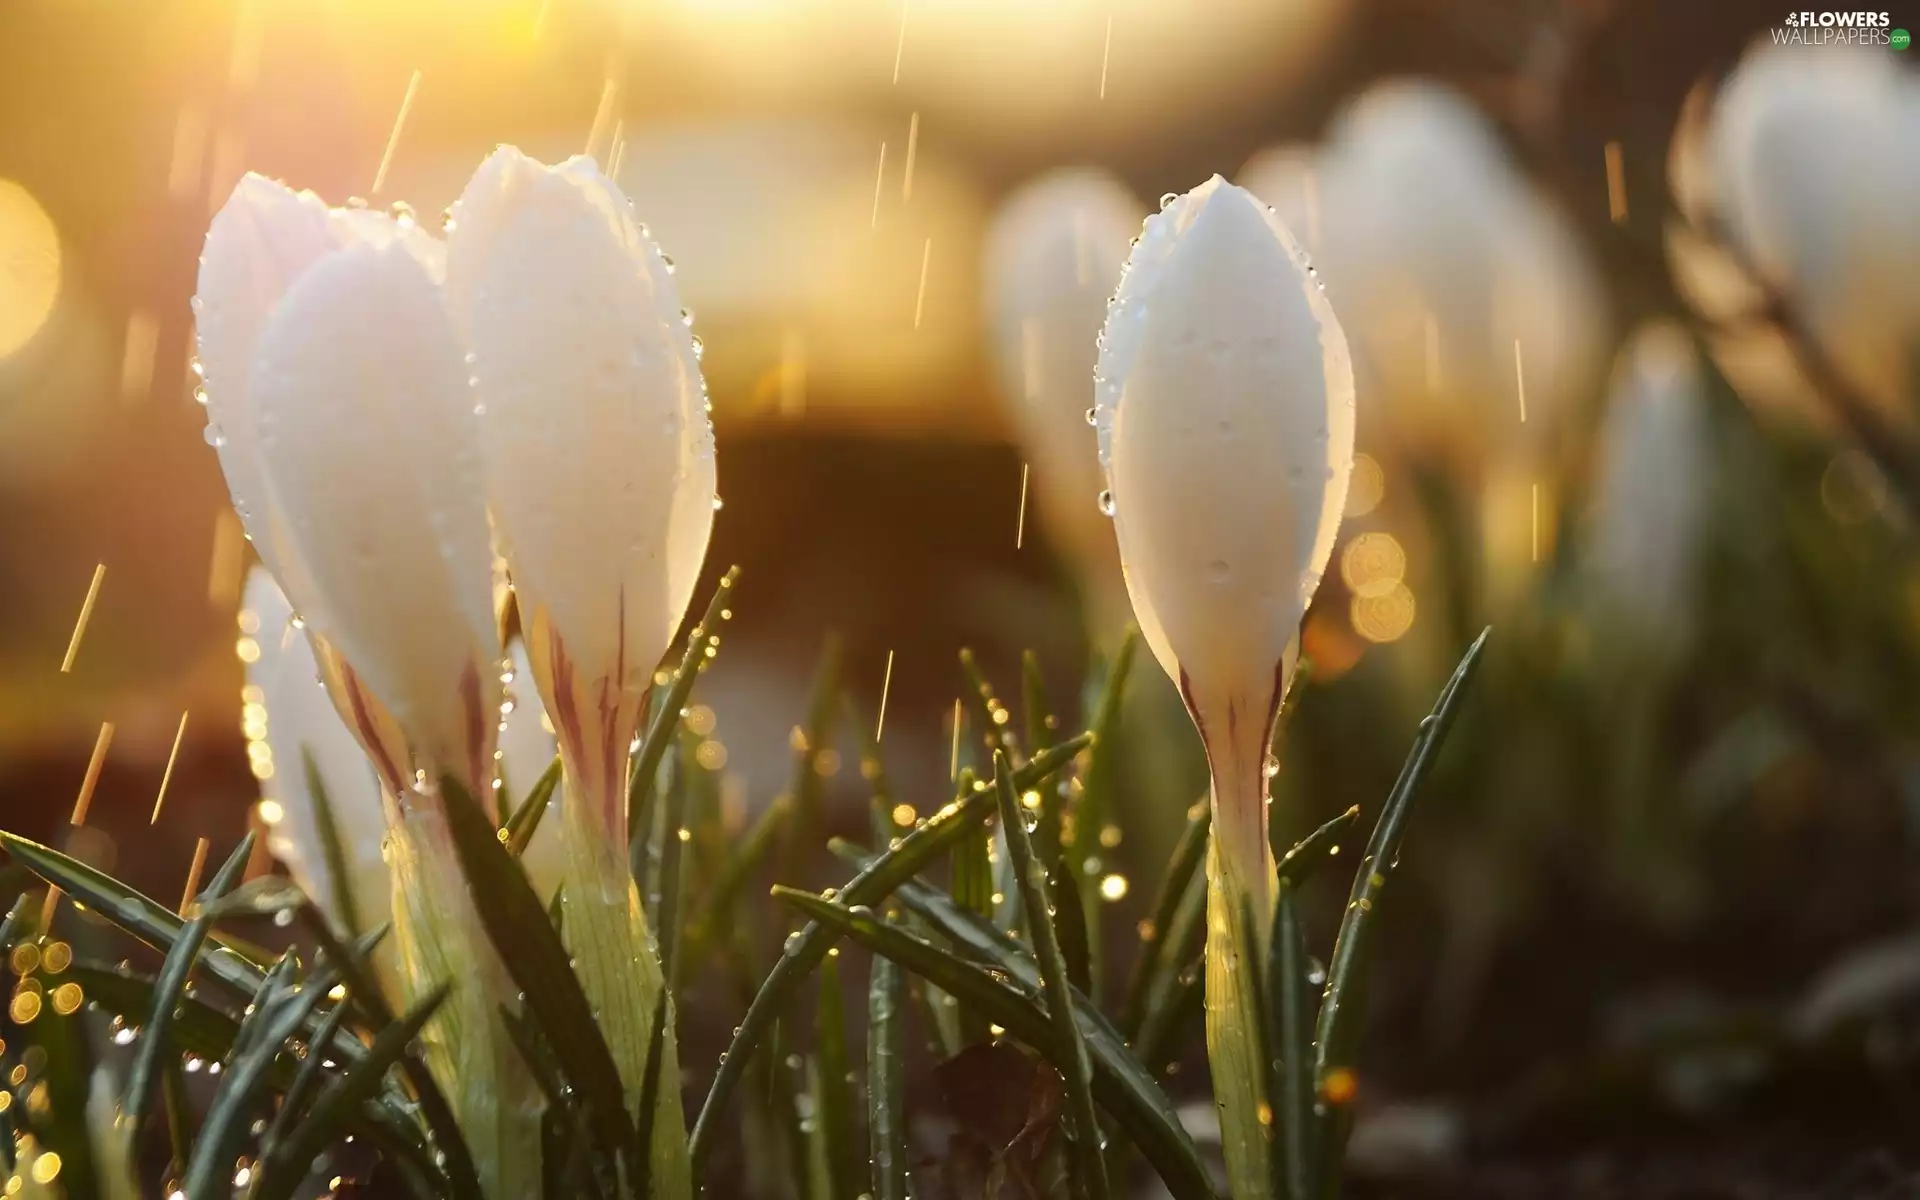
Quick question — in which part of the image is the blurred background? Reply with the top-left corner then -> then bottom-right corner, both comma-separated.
4,0 -> 1920,1194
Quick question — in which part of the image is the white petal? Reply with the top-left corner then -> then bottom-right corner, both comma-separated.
446,148 -> 715,814
1710,45 -> 1920,421
1096,177 -> 1353,724
1586,323 -> 1711,649
196,175 -> 340,619
244,568 -> 389,933
250,240 -> 501,793
984,169 -> 1142,600
1241,82 -> 1604,466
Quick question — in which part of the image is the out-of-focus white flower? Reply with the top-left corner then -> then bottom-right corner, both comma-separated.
1704,43 -> 1920,425
199,176 -> 501,802
446,148 -> 716,840
1094,175 -> 1353,1200
243,567 -> 386,932
983,168 -> 1143,621
1241,81 -> 1605,469
1586,323 -> 1712,652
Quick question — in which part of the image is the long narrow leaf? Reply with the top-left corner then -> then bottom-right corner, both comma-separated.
1118,799 -> 1210,1040
253,983 -> 452,1200
866,915 -> 908,1200
688,733 -> 1091,1172
507,755 -> 563,856
123,832 -> 254,1131
0,832 -> 270,997
438,779 -> 641,1179
1071,630 -> 1138,995
1270,886 -> 1316,1200
183,977 -> 332,1198
995,749 -> 1109,1200
815,953 -> 863,1198
654,732 -> 694,986
1314,628 -> 1489,1188
303,745 -> 363,939
627,565 -> 741,860
631,991 -> 670,1200
775,889 -> 1216,1200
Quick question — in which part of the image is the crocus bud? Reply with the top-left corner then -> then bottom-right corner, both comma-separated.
1094,175 -> 1353,1200
243,567 -> 387,938
446,147 -> 716,841
198,177 -> 502,802
445,147 -> 703,1195
1586,323 -> 1712,655
984,169 -> 1144,625
1241,82 -> 1603,471
1707,44 -> 1920,425
1097,176 -> 1353,838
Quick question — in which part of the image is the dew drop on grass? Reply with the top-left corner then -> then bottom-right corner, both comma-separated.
1097,490 -> 1116,517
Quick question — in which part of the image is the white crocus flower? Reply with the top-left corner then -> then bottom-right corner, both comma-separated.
197,175 -> 536,1199
1241,81 -> 1604,469
984,168 -> 1144,629
1706,44 -> 1920,426
445,146 -> 709,1196
447,147 -> 715,841
1586,323 -> 1713,656
1094,176 -> 1355,1200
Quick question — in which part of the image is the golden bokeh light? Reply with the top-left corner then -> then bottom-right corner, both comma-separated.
0,179 -> 61,359
1345,453 -> 1385,517
1351,581 -> 1417,645
1339,532 -> 1407,599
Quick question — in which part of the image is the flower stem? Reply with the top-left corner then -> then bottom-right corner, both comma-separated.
1204,746 -> 1275,1200
558,783 -> 692,1200
387,805 -> 542,1200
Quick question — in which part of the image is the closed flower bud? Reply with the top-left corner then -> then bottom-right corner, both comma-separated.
984,169 -> 1143,624
1241,82 -> 1604,470
446,148 -> 716,840
1707,44 -> 1920,425
1094,175 -> 1354,1200
1586,323 -> 1712,654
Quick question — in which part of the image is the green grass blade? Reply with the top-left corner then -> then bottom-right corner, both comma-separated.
995,749 -> 1109,1200
260,991 -> 353,1152
788,637 -> 846,841
959,648 -> 1021,763
627,566 -> 740,862
1049,856 -> 1093,996
507,754 -> 563,856
1135,871 -> 1206,1076
303,746 -> 363,939
866,915 -> 909,1200
253,983 -> 451,1200
1072,630 -> 1139,997
815,953 -> 863,1198
123,832 -> 254,1132
1270,885 -> 1317,1200
0,832 -> 270,996
631,991 -> 670,1200
680,794 -> 795,970
774,888 -> 1216,1200
437,777 -> 641,1180
1119,799 -> 1210,1040
949,775 -> 994,1047
296,905 -> 479,1198
183,975 -> 332,1198
688,733 -> 1092,1173
1277,806 -> 1362,890
654,732 -> 694,988
1021,649 -> 1055,757
1313,628 -> 1489,1193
